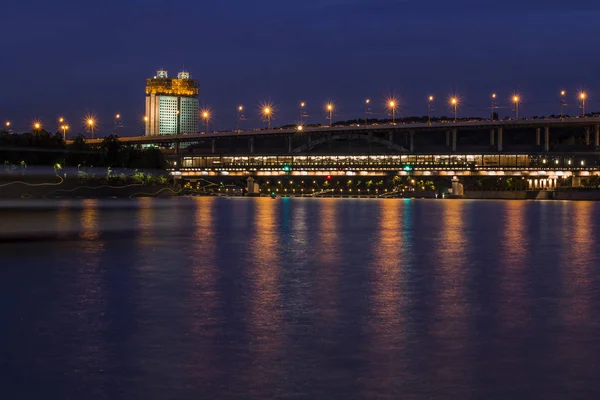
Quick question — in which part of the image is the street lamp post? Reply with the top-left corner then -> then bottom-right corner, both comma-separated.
387,100 -> 397,124
326,103 -> 333,127
300,102 -> 305,125
450,97 -> 458,122
560,90 -> 567,119
491,93 -> 497,121
202,110 -> 210,133
512,96 -> 520,119
262,107 -> 272,129
114,114 -> 120,134
58,117 -> 64,133
61,125 -> 69,140
428,96 -> 434,125
364,99 -> 370,126
87,118 -> 95,139
237,106 -> 243,134
579,92 -> 587,116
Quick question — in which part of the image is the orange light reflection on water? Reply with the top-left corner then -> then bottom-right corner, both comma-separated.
186,197 -> 220,387
365,200 -> 406,395
315,199 -> 340,322
245,198 -> 283,397
430,200 -> 470,393
499,201 -> 529,332
559,202 -> 595,389
70,199 -> 106,385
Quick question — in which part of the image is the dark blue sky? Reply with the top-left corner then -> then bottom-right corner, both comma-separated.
3,0 -> 600,135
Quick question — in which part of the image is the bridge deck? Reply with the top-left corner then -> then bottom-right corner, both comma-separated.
70,117 -> 600,145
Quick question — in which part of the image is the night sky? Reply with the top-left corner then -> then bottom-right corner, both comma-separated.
3,0 -> 600,136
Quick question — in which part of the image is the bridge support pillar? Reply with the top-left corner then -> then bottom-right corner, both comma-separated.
595,125 -> 600,148
585,127 -> 591,146
490,129 -> 495,146
544,126 -> 550,152
446,130 -> 450,147
211,138 -> 215,154
388,132 -> 393,146
452,128 -> 457,152
409,130 -> 415,153
288,135 -> 293,153
451,176 -> 464,197
249,137 -> 254,154
536,128 -> 541,146
497,127 -> 503,152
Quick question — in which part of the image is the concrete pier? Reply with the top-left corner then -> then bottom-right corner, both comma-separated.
585,127 -> 591,146
452,128 -> 457,152
497,127 -> 503,152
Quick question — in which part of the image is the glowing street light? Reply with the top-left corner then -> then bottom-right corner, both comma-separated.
201,109 -> 210,133
512,95 -> 520,119
300,102 -> 306,125
579,92 -> 587,116
237,105 -> 244,133
114,113 -> 120,134
61,124 -> 69,140
5,121 -> 11,129
428,96 -> 434,125
261,105 -> 273,129
364,98 -> 371,126
491,93 -> 497,121
560,90 -> 567,119
32,120 -> 42,136
449,97 -> 459,122
297,124 -> 304,132
387,98 -> 398,124
87,118 -> 96,139
326,103 -> 334,127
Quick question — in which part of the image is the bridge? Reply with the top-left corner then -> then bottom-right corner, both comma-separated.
73,117 -> 600,187
77,117 -> 600,153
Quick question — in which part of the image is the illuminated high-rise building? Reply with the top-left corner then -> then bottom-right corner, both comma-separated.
145,69 -> 199,136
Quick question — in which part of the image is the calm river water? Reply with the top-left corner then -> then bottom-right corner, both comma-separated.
1,198 -> 600,399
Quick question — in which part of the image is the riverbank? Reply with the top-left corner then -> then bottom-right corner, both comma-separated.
0,178 -> 178,199
187,189 -> 600,201
465,189 -> 600,201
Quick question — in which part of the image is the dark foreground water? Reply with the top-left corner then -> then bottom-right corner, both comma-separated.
1,197 -> 600,399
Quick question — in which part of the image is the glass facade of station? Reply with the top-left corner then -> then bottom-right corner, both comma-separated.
180,154 -> 594,170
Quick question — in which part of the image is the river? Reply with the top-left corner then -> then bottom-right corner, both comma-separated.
1,197 -> 600,399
